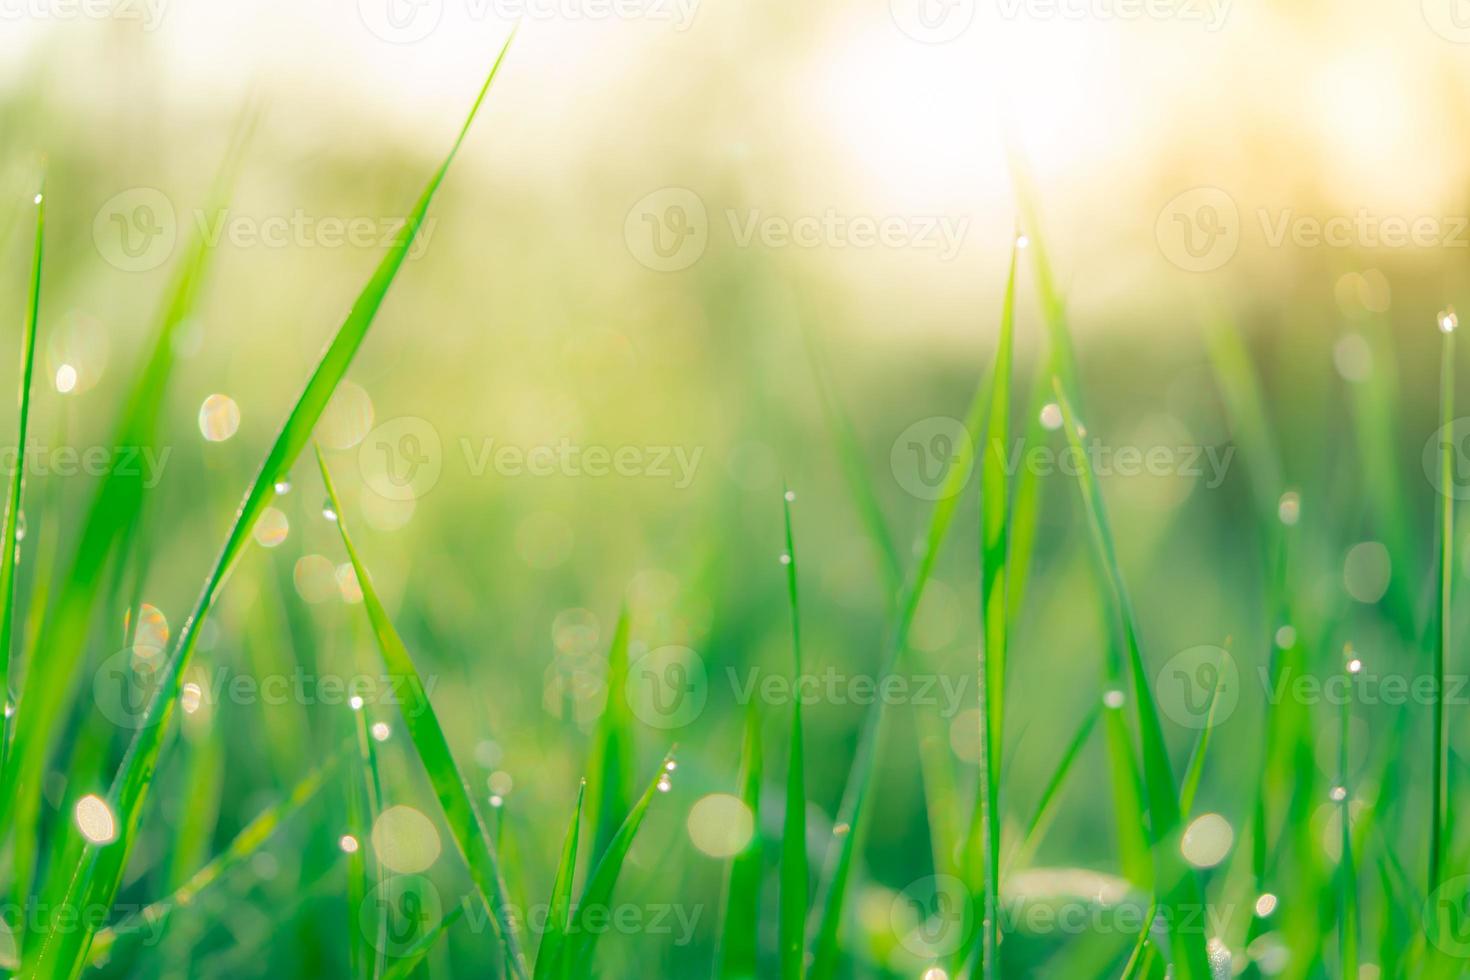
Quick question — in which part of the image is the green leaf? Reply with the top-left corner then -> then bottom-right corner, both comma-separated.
25,46 -> 516,980
1432,320 -> 1455,892
318,446 -> 528,979
533,779 -> 585,980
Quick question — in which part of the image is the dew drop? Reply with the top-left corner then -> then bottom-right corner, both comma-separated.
33,194 -> 42,205
1346,657 -> 1363,674
1103,689 -> 1125,709
54,364 -> 77,394
657,773 -> 673,793
1254,892 -> 1278,917
322,499 -> 338,522
1016,233 -> 1030,249
778,553 -> 791,566
783,490 -> 796,502
273,479 -> 291,495
14,511 -> 25,543
1274,625 -> 1296,648
489,794 -> 504,808
349,695 -> 364,711
339,834 -> 359,854
198,394 -> 241,442
1277,491 -> 1301,526
1329,785 -> 1347,802
1039,403 -> 1063,430
371,722 -> 391,742
1440,308 -> 1458,334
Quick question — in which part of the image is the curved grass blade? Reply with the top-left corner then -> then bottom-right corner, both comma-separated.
1008,704 -> 1099,873
1177,645 -> 1227,819
318,446 -> 528,979
779,487 -> 807,980
86,746 -> 344,965
568,749 -> 677,969
1051,380 -> 1210,980
533,779 -> 585,980
28,46 -> 515,980
0,179 -> 43,768
587,606 -> 633,865
717,700 -> 763,980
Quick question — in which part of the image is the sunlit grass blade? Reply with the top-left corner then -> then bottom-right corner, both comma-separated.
587,605 -> 633,864
382,903 -> 465,980
568,750 -> 677,969
971,233 -> 1018,980
533,779 -> 585,980
1338,649 -> 1358,979
717,701 -> 763,980
1051,380 -> 1210,980
86,747 -> 344,965
351,686 -> 389,978
0,179 -> 43,771
0,114 -> 256,850
779,486 -> 807,980
25,44 -> 515,980
1432,310 -> 1455,892
318,447 -> 528,978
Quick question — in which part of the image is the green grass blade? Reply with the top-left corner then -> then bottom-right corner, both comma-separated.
1051,380 -> 1210,980
1009,705 -> 1099,872
1338,650 -> 1358,978
1433,313 -> 1455,892
25,45 -> 515,980
0,118 -> 256,847
779,487 -> 807,980
0,180 -> 43,762
318,447 -> 528,978
1177,645 -> 1227,819
717,700 -> 763,980
587,606 -> 633,864
568,750 -> 677,969
533,779 -> 585,980
86,747 -> 344,965
973,235 -> 1018,980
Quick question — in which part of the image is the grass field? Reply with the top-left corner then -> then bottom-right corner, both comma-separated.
3,4 -> 1470,979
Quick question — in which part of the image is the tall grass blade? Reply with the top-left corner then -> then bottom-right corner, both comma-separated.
779,486 -> 807,980
318,447 -> 528,978
587,606 -> 633,864
717,701 -> 763,979
1009,705 -> 1099,871
533,779 -> 585,980
1432,312 -> 1455,891
0,180 -> 43,768
26,44 -> 515,980
568,750 -> 677,969
1051,380 -> 1210,980
382,903 -> 466,980
974,234 -> 1018,980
